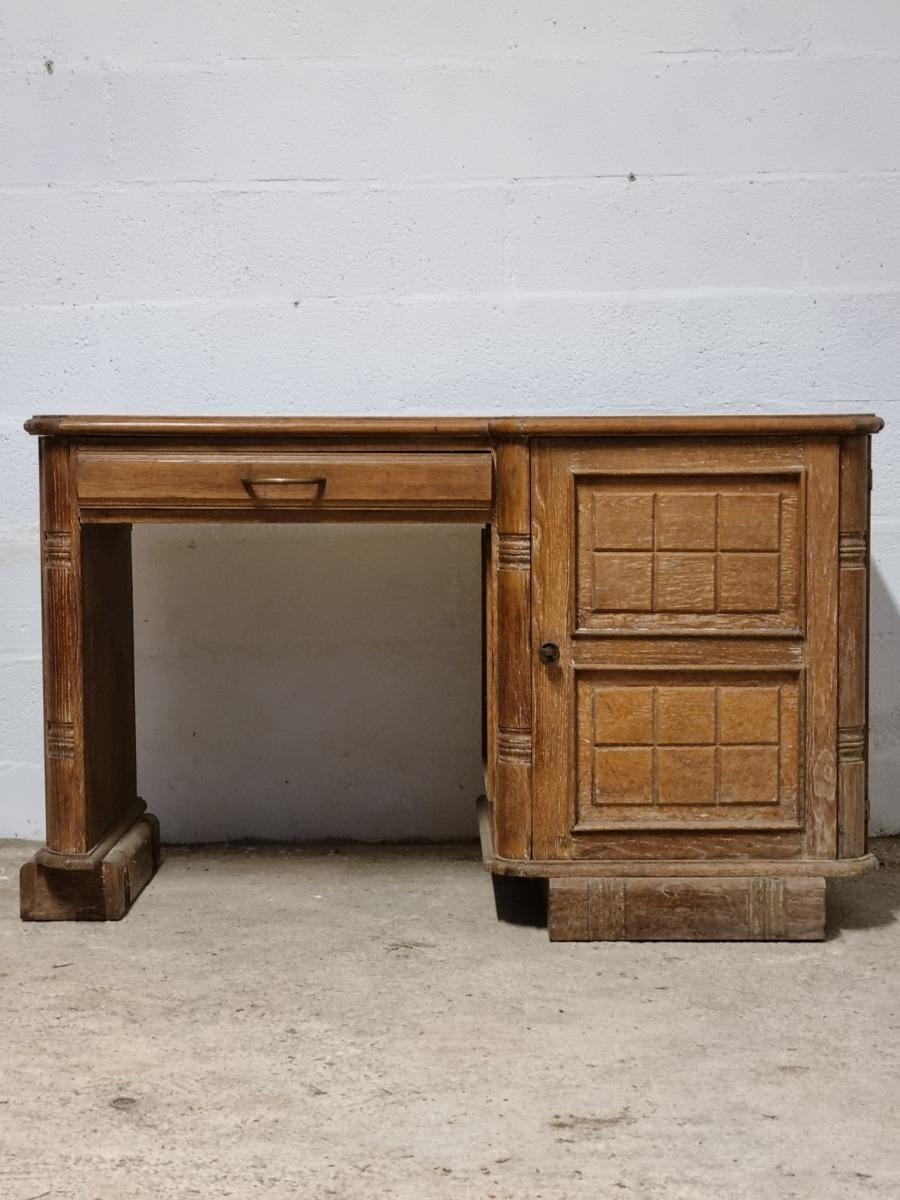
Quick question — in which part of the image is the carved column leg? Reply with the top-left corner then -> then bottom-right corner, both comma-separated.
837,434 -> 872,859
491,438 -> 533,860
20,437 -> 159,920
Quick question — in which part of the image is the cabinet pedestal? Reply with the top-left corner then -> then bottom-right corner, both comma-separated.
547,875 -> 826,941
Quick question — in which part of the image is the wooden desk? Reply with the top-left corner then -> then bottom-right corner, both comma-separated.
20,414 -> 883,940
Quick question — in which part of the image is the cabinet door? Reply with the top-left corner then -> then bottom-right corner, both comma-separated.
531,437 -> 839,863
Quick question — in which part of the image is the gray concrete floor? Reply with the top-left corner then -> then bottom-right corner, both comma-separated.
1,840 -> 899,1200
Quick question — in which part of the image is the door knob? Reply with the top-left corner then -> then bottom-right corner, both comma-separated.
538,642 -> 560,664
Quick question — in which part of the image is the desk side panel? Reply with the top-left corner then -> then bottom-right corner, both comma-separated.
37,437 -> 138,854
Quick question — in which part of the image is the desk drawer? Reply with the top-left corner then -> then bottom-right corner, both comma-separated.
76,450 -> 494,512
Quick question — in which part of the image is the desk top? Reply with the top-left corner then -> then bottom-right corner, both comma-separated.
24,413 -> 884,438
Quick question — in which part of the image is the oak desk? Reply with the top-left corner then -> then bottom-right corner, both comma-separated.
20,414 -> 883,940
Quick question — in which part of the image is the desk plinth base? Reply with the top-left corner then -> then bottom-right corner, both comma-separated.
547,875 -> 826,942
20,814 -> 160,921
479,796 -> 844,941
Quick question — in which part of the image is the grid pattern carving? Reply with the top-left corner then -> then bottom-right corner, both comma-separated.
591,489 -> 783,614
587,681 -> 797,811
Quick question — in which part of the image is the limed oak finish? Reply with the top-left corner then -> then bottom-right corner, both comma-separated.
21,414 -> 883,940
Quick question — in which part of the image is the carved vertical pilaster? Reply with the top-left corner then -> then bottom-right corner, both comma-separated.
837,434 -> 872,858
39,438 -> 88,852
492,439 -> 532,859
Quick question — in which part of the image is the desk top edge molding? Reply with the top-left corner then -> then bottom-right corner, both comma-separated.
24,413 -> 885,438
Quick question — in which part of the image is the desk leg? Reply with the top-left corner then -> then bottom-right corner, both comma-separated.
20,437 -> 160,920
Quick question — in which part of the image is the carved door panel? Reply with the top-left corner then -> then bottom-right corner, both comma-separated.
531,438 -> 839,862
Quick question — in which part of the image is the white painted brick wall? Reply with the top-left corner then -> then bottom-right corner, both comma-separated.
1,2 -> 899,840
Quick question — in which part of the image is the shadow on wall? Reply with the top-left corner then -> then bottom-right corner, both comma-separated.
869,562 -> 900,836
132,524 -> 484,844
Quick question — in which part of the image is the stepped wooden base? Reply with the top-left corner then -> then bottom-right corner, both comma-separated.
20,813 -> 160,921
548,875 -> 826,941
481,798 -> 836,942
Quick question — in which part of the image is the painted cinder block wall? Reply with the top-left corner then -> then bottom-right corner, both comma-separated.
1,3 -> 899,840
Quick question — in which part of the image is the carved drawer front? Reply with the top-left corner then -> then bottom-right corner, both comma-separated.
576,671 -> 801,831
76,451 -> 493,513
577,474 -> 801,635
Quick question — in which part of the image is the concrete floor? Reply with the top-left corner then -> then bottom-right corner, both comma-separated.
1,841 -> 899,1200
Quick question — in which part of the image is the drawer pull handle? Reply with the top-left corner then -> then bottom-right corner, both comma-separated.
538,642 -> 560,664
241,476 -> 326,500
